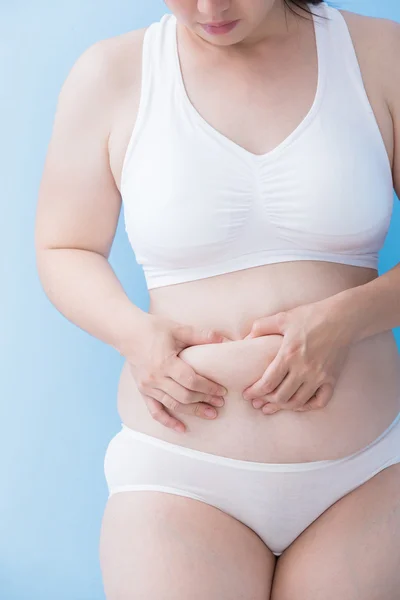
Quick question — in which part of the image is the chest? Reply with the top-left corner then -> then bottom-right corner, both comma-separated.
108,10 -> 395,285
110,11 -> 393,191
177,27 -> 319,157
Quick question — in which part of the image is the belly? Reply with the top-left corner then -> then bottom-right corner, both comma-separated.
117,330 -> 400,462
116,261 -> 400,462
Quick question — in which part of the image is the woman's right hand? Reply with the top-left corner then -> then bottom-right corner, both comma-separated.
126,315 -> 230,433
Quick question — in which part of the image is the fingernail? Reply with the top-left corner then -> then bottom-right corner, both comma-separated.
205,407 -> 217,418
253,399 -> 264,409
263,405 -> 277,414
212,396 -> 225,407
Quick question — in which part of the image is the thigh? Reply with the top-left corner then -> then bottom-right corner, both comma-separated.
271,463 -> 400,600
99,491 -> 277,600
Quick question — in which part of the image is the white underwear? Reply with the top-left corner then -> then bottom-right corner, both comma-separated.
103,410 -> 400,556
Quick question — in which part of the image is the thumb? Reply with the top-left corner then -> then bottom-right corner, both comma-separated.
175,324 -> 227,346
245,313 -> 285,338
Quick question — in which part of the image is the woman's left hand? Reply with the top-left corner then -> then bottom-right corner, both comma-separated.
241,301 -> 351,414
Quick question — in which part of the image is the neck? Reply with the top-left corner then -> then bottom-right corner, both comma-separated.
239,0 -> 301,48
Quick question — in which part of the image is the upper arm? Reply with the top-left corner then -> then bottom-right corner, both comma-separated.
385,20 -> 400,200
35,39 -> 122,258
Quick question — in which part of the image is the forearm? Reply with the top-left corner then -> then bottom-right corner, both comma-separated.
36,247 -> 152,358
324,262 -> 400,345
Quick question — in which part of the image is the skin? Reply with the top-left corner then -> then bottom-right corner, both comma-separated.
113,0 -> 400,459
106,3 -> 400,596
35,0 -> 400,597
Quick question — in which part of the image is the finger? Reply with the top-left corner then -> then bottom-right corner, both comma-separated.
246,313 -> 285,339
252,398 -> 267,409
174,324 -> 227,346
150,387 -> 220,421
261,403 -> 282,414
171,358 -> 227,398
281,382 -> 321,411
143,395 -> 186,433
303,383 -> 333,410
160,377 -> 225,409
253,397 -> 285,412
262,375 -> 303,408
295,402 -> 315,412
243,358 -> 289,401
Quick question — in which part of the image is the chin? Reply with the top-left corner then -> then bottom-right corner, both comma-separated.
196,28 -> 246,46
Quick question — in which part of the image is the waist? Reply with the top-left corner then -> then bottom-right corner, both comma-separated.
117,330 -> 400,462
147,260 -> 378,339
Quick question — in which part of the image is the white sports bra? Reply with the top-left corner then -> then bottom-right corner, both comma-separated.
120,1 -> 393,291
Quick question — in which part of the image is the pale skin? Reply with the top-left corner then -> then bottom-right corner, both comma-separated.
35,0 -> 400,598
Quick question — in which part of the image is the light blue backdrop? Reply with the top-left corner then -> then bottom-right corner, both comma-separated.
2,1 -> 399,598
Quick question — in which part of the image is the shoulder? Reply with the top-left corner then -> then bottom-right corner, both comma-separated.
335,8 -> 399,107
334,5 -> 397,38
58,27 -> 149,130
64,27 -> 148,86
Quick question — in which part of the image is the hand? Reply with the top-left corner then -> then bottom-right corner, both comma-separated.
242,302 -> 351,414
126,315 -> 229,433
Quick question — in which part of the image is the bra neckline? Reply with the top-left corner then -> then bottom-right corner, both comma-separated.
170,2 -> 328,163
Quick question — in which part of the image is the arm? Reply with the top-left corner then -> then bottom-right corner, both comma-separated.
35,36 -> 151,360
322,19 -> 400,347
323,265 -> 400,346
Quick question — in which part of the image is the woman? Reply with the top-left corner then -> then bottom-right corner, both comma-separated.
35,0 -> 400,598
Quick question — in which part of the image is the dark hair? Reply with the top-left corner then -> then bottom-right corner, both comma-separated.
283,0 -> 325,21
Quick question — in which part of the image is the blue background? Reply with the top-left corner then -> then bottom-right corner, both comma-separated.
2,1 -> 399,598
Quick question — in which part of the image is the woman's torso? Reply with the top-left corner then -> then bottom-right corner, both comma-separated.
107,4 -> 400,462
